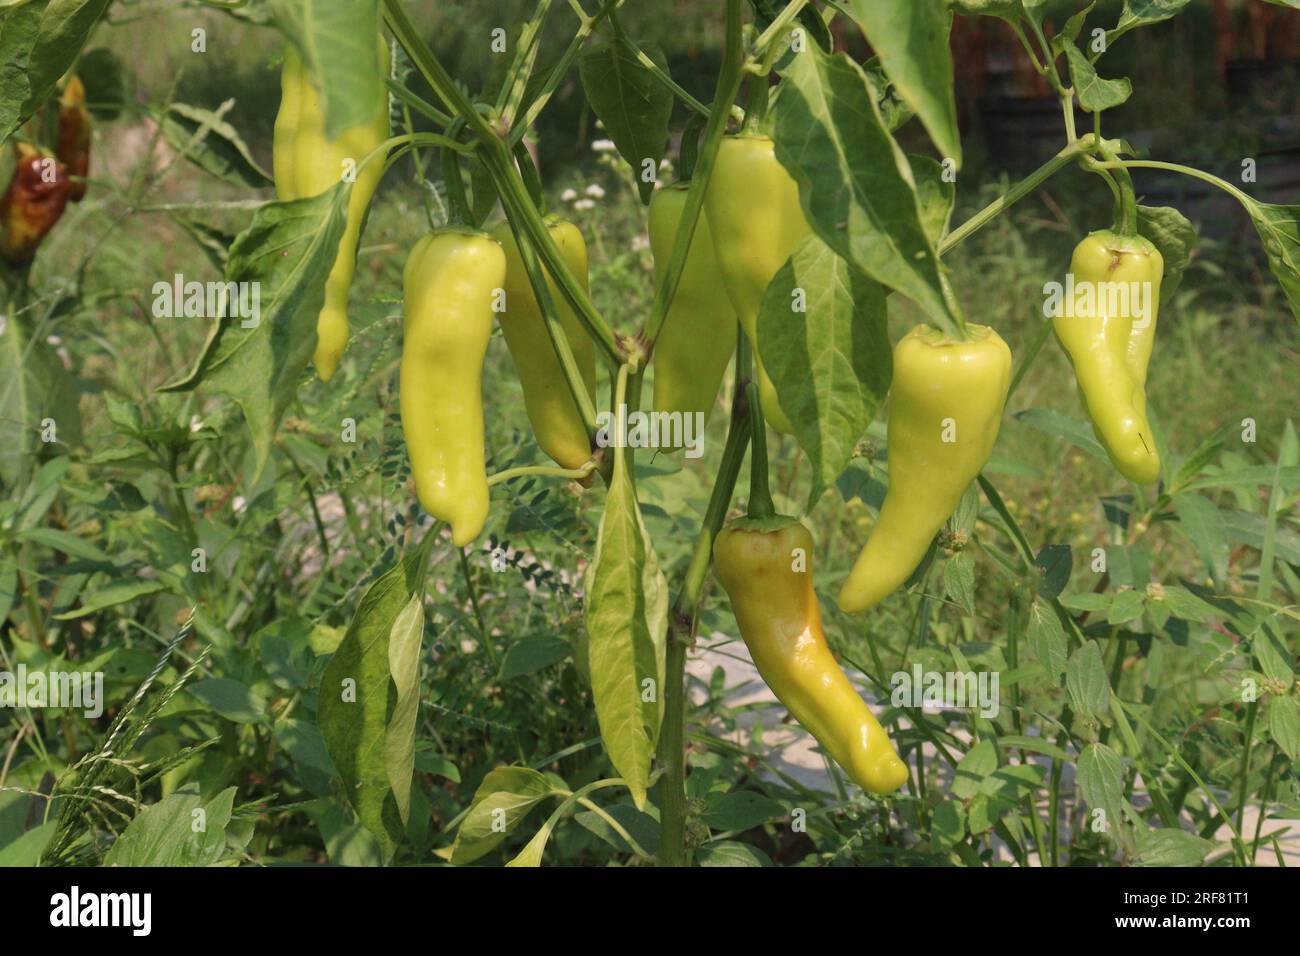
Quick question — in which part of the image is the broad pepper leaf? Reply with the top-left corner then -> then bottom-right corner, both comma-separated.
1242,199 -> 1300,327
159,188 -> 349,480
1063,42 -> 1132,112
449,767 -> 562,865
578,27 -> 672,205
757,233 -> 890,507
266,0 -> 387,139
773,41 -> 957,333
1136,205 -> 1197,304
0,0 -> 113,143
841,0 -> 961,165
317,549 -> 429,859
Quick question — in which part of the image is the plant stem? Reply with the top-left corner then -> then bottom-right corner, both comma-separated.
488,462 -> 596,486
939,136 -> 1094,256
656,310 -> 753,868
642,0 -> 746,348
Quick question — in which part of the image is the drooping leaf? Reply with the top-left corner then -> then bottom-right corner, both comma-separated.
578,27 -> 672,204
317,550 -> 428,858
584,442 -> 668,808
159,189 -> 349,480
773,42 -> 957,332
757,233 -> 891,505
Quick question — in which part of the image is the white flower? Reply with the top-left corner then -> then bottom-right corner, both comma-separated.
591,138 -> 616,153
560,188 -> 578,202
584,184 -> 606,199
573,198 -> 595,211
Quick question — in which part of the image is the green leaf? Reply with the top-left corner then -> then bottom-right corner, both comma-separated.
160,102 -> 272,188
942,551 -> 976,614
0,309 -> 83,487
909,153 -> 956,244
498,636 -> 572,681
695,841 -> 772,866
757,233 -> 891,503
584,444 -> 668,808
1108,588 -> 1146,625
573,801 -> 661,856
701,791 -> 785,832
187,678 -> 266,725
1172,493 -> 1228,586
159,189 -> 349,480
1156,585 -> 1218,624
1062,42 -> 1132,112
951,0 -> 1023,21
1268,696 -> 1299,761
1026,599 -> 1069,682
1033,544 -> 1072,599
0,821 -> 56,866
1132,827 -> 1213,867
103,787 -> 236,867
449,766 -> 561,865
1076,742 -> 1135,852
317,550 -> 428,858
1241,198 -> 1300,326
52,578 -> 167,619
383,593 -> 425,826
1013,407 -> 1109,463
930,799 -> 966,848
266,0 -> 388,138
1136,205 -> 1197,304
16,527 -> 106,563
1115,0 -> 1194,38
1065,641 -> 1111,721
951,738 -> 997,798
772,41 -> 957,331
842,0 -> 961,164
863,57 -> 915,131
0,0 -> 114,141
577,29 -> 672,205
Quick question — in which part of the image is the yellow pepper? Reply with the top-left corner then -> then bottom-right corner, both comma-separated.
492,217 -> 597,469
714,517 -> 909,795
838,324 -> 1012,614
704,134 -> 811,435
400,229 -> 506,547
649,183 -> 736,432
273,41 -> 390,382
1054,230 -> 1164,484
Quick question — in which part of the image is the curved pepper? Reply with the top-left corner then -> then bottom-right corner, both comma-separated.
400,229 -> 505,546
714,517 -> 909,794
56,74 -> 90,202
492,217 -> 597,470
838,324 -> 1012,614
273,41 -> 391,382
0,144 -> 72,266
649,183 -> 737,434
1054,230 -> 1164,484
704,134 -> 811,435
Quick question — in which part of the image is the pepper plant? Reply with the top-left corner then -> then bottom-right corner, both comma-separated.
0,0 -> 1296,869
